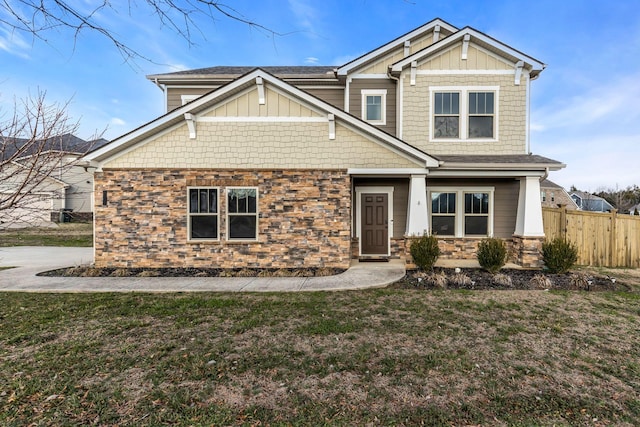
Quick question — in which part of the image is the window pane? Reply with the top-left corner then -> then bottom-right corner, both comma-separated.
367,103 -> 382,121
451,93 -> 459,114
434,92 -> 459,114
209,189 -> 217,213
189,189 -> 198,213
469,92 -> 477,114
199,189 -> 209,213
432,192 -> 456,214
465,216 -> 488,236
469,116 -> 493,138
229,215 -> 257,239
247,190 -> 257,212
465,193 -> 489,214
485,93 -> 494,114
432,216 -> 455,236
191,216 -> 218,239
434,117 -> 459,138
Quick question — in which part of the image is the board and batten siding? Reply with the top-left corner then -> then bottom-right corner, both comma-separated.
348,79 -> 397,136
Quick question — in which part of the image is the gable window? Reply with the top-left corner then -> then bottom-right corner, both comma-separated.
188,188 -> 219,240
429,187 -> 494,237
361,89 -> 386,125
430,87 -> 498,141
227,188 -> 258,240
433,92 -> 459,138
468,92 -> 494,138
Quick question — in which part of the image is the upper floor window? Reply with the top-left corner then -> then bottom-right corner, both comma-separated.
361,89 -> 386,125
430,87 -> 498,141
227,188 -> 258,240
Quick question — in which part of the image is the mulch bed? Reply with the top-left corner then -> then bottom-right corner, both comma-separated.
38,266 -> 345,278
392,267 -> 633,291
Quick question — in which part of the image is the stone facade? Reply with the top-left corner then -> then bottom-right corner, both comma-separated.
94,169 -> 351,269
511,236 -> 545,269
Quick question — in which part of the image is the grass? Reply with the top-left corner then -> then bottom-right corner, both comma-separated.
1,289 -> 640,426
0,223 -> 93,247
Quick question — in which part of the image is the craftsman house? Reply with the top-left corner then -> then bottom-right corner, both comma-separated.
83,18 -> 564,269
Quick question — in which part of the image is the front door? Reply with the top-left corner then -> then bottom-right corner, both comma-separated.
361,193 -> 389,255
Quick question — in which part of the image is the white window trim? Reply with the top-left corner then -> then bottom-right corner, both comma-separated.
226,186 -> 259,242
361,89 -> 387,125
428,186 -> 495,238
355,186 -> 394,256
429,86 -> 499,142
181,94 -> 201,105
187,186 -> 220,242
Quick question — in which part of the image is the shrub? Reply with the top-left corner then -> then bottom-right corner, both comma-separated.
492,273 -> 513,288
542,238 -> 578,274
410,233 -> 440,271
425,271 -> 448,289
477,238 -> 507,274
529,273 -> 552,290
450,272 -> 473,288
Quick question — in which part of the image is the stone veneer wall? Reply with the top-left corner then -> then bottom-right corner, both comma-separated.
403,236 -> 542,269
94,169 -> 351,269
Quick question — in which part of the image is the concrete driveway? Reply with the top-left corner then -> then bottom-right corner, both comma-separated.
0,246 -> 406,292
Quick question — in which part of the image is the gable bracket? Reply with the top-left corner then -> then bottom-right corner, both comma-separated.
403,40 -> 411,57
410,61 -> 417,86
328,113 -> 336,140
184,113 -> 196,139
461,34 -> 471,60
433,24 -> 441,42
514,60 -> 524,85
256,76 -> 265,105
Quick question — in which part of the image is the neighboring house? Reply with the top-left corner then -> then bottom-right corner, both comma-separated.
83,18 -> 565,269
540,179 -> 578,209
570,191 -> 615,212
0,134 -> 108,228
629,203 -> 640,216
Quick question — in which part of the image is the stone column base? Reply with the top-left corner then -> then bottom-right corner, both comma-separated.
511,236 -> 545,269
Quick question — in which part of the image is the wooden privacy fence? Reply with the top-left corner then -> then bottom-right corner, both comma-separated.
542,207 -> 640,268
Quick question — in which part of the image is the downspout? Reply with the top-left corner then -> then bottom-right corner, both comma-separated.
387,67 -> 401,137
153,78 -> 168,113
540,167 -> 549,183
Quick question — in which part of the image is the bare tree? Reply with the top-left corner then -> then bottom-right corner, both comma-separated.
0,90 -> 96,228
0,0 -> 282,63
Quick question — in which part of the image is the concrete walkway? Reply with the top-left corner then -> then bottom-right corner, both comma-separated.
0,246 -> 406,292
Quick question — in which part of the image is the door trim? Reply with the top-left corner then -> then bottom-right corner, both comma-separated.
355,186 -> 394,256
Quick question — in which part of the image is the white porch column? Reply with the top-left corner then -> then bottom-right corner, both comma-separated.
514,176 -> 545,236
406,174 -> 429,236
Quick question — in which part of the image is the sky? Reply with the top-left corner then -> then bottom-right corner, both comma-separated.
1,0 -> 639,191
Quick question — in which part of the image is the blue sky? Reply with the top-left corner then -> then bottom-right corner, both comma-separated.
1,0 -> 639,191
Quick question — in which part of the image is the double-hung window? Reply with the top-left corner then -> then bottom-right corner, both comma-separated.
429,188 -> 493,237
431,87 -> 498,141
227,188 -> 258,240
188,188 -> 219,240
361,89 -> 386,125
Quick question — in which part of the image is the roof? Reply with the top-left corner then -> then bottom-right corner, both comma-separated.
437,154 -> 564,170
148,66 -> 338,82
540,179 -> 565,189
86,68 -> 439,168
1,134 -> 108,160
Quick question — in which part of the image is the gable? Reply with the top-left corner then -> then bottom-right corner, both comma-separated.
204,86 -> 323,118
418,42 -> 514,71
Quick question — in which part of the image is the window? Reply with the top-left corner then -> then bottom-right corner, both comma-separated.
550,192 -> 555,202
431,87 -> 498,141
431,192 -> 456,236
361,90 -> 386,125
464,192 -> 489,235
181,94 -> 200,105
541,191 -> 546,202
429,188 -> 493,237
188,188 -> 219,240
433,92 -> 459,138
227,188 -> 258,240
468,92 -> 494,138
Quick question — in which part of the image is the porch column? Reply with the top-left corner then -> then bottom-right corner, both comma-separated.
406,174 -> 429,236
514,176 -> 544,236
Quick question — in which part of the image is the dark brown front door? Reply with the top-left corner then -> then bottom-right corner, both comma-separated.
361,193 -> 389,255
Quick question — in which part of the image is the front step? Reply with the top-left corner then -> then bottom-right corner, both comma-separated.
358,256 -> 390,262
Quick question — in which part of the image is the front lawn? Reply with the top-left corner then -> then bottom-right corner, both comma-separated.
1,289 -> 639,426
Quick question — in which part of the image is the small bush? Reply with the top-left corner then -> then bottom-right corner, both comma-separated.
570,272 -> 592,290
477,238 -> 507,274
529,274 -> 552,290
425,272 -> 448,289
492,273 -> 513,288
450,272 -> 473,288
542,238 -> 578,274
410,234 -> 440,271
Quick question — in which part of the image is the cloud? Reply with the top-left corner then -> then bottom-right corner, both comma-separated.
304,56 -> 319,64
288,0 -> 319,34
0,26 -> 30,59
110,117 -> 126,126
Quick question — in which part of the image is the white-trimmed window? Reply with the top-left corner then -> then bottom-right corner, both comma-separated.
361,89 -> 386,125
181,94 -> 200,105
227,187 -> 258,240
430,87 -> 498,141
188,187 -> 219,240
429,187 -> 494,237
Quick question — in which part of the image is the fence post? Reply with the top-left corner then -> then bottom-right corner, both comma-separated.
610,209 -> 617,267
560,205 -> 567,240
